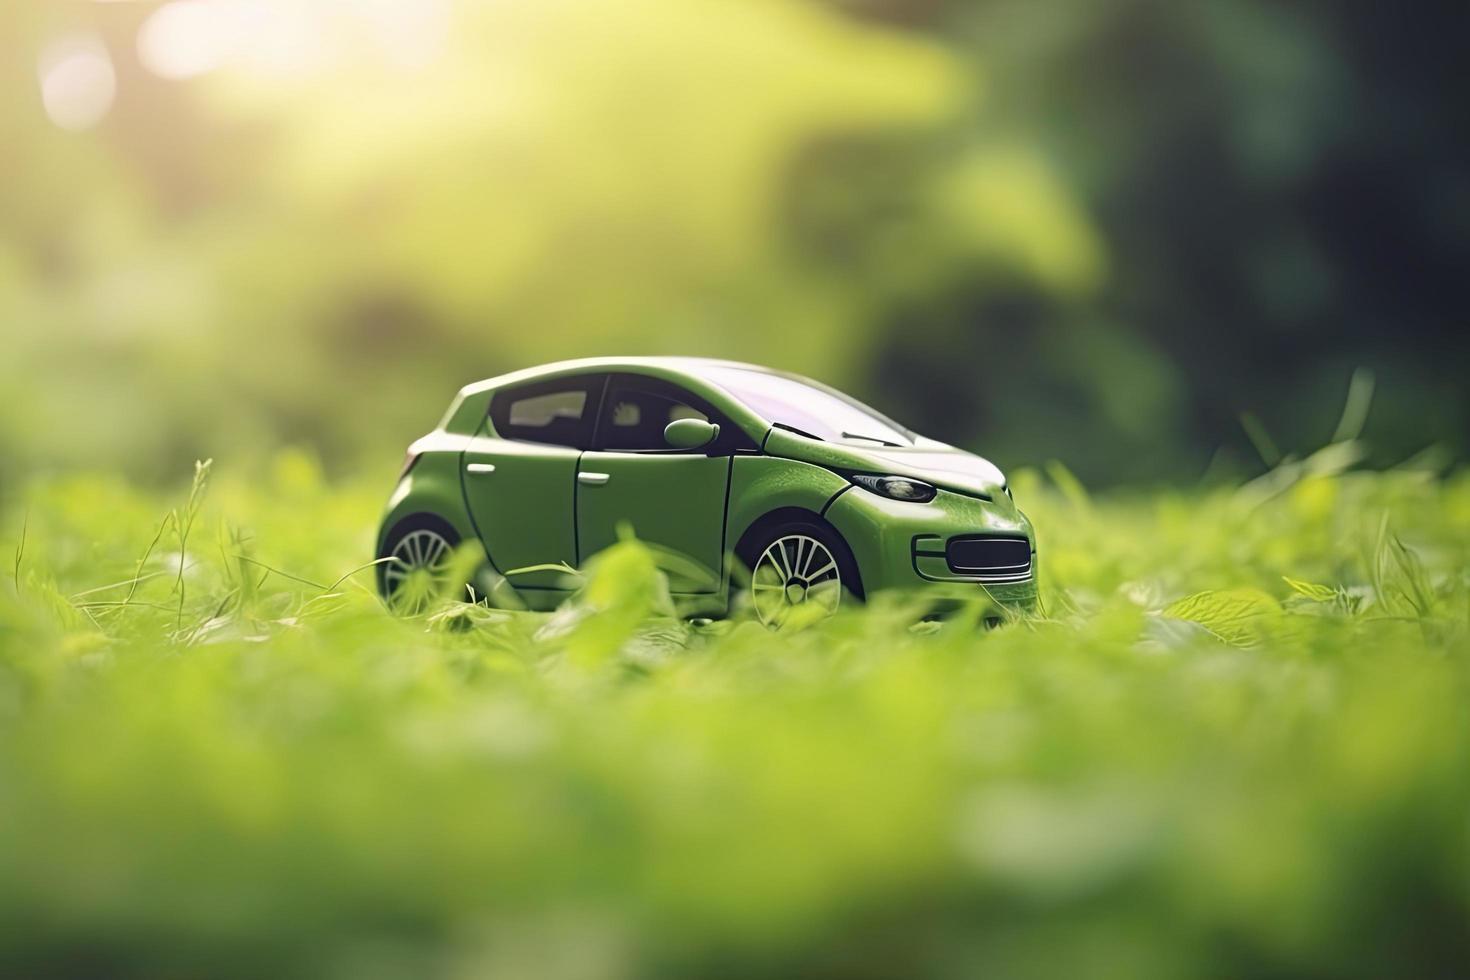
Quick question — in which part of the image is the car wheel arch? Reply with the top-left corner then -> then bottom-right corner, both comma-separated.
375,512 -> 463,597
732,506 -> 865,600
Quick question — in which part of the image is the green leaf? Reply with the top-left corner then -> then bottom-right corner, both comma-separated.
1283,576 -> 1337,603
1161,588 -> 1280,646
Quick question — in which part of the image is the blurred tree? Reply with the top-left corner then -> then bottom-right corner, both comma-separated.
860,0 -> 1470,479
0,0 -> 1465,485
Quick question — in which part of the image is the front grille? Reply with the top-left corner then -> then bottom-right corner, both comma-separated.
946,536 -> 1032,579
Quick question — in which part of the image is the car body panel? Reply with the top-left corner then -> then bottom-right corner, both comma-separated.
760,427 -> 1007,500
824,486 -> 1037,608
576,451 -> 730,593
725,455 -> 851,550
377,451 -> 477,553
439,387 -> 496,436
842,447 -> 1006,500
461,429 -> 581,591
378,356 -> 1039,617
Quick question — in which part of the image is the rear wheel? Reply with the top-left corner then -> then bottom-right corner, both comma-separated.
378,516 -> 461,614
738,518 -> 862,629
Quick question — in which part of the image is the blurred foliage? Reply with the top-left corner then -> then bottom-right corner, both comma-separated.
1,455 -> 1467,977
2,0 -> 1464,487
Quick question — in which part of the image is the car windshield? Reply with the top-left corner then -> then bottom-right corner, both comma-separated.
705,367 -> 914,446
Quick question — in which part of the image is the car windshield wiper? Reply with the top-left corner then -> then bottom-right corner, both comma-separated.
772,422 -> 824,441
841,431 -> 903,448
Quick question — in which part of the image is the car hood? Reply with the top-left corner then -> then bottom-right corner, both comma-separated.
854,446 -> 1007,497
763,429 -> 1007,500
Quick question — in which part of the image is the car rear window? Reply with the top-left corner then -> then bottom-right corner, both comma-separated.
490,376 -> 602,448
509,390 -> 586,428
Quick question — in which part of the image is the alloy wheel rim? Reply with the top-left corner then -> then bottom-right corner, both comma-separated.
384,529 -> 454,613
751,534 -> 841,627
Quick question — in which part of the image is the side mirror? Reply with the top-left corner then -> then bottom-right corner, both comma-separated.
664,418 -> 720,450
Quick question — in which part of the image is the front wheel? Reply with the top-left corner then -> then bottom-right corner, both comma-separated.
737,519 -> 862,629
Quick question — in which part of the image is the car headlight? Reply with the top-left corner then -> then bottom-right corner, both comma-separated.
849,473 -> 937,503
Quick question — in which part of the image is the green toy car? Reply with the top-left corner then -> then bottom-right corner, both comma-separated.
377,357 -> 1037,625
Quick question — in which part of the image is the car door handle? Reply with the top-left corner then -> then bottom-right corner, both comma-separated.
466,463 -> 496,475
577,471 -> 610,486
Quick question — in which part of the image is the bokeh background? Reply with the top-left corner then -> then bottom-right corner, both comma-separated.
3,0 -> 1467,486
3,6 -> 1468,977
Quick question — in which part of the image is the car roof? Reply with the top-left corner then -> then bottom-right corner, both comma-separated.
448,355 -> 919,447
456,356 -> 793,398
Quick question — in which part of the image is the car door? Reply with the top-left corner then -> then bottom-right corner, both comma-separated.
576,374 -> 746,594
462,374 -> 604,598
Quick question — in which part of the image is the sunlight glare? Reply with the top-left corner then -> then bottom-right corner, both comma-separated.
38,33 -> 116,131
136,0 -> 449,83
137,0 -> 237,79
355,0 -> 452,70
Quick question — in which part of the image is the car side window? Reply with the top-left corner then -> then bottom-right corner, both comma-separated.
490,376 -> 603,448
594,375 -> 753,453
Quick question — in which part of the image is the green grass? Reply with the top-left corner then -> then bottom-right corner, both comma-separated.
1,448 -> 1466,979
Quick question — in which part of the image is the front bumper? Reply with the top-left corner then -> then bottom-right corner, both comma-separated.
823,485 -> 1038,611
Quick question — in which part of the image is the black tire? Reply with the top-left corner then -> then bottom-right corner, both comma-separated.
376,514 -> 462,612
735,514 -> 863,628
